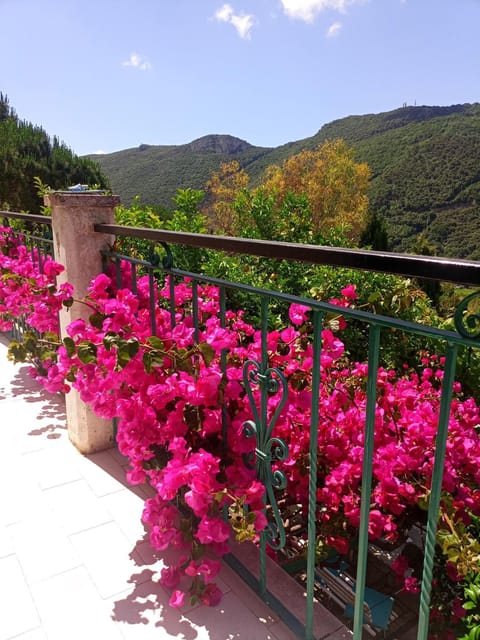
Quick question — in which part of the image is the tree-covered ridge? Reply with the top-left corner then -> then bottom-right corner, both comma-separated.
343,107 -> 480,258
91,103 -> 480,259
89,136 -> 272,208
0,93 -> 108,212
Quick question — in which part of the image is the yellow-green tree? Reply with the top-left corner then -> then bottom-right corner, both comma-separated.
202,161 -> 249,235
262,140 -> 370,243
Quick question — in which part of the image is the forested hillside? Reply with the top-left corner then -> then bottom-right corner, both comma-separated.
90,135 -> 272,209
0,94 -> 108,212
91,103 -> 480,260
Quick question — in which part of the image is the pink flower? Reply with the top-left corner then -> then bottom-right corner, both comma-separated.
368,510 -> 386,539
326,535 -> 349,555
446,562 -> 462,583
392,555 -> 409,578
160,566 -> 181,589
168,589 -> 185,608
253,510 -> 268,531
185,559 -> 221,583
403,576 -> 420,594
200,583 -> 222,606
451,597 -> 467,622
196,517 -> 230,544
244,481 -> 265,510
340,284 -> 357,300
288,303 -> 310,326
89,272 -> 111,296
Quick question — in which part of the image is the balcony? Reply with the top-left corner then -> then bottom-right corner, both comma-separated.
2,195 -> 480,640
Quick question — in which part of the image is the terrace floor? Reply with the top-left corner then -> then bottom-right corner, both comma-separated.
0,337 -> 308,640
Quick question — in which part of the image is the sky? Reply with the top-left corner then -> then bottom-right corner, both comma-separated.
1,0 -> 479,156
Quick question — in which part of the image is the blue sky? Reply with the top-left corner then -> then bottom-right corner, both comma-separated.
1,0 -> 479,156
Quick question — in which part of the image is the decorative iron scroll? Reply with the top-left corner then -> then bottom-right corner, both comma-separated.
454,290 -> 480,340
148,241 -> 173,269
242,359 -> 289,550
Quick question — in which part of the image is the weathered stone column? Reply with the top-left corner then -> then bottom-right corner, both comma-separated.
44,191 -> 120,454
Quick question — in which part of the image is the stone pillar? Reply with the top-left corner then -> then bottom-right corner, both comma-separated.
44,191 -> 120,454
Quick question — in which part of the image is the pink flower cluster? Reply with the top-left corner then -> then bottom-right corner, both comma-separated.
1,231 -> 480,630
0,227 -> 71,333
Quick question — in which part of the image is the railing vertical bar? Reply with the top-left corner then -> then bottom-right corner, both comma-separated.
169,274 -> 176,330
219,286 -> 228,449
131,262 -> 137,295
259,295 -> 269,598
192,280 -> 199,344
305,309 -> 324,640
219,286 -> 226,330
36,239 -> 43,274
261,297 -> 269,370
101,252 -> 108,276
39,240 -> 44,272
41,240 -> 48,273
115,257 -> 122,290
352,323 -> 382,639
417,342 -> 459,640
148,268 -> 156,336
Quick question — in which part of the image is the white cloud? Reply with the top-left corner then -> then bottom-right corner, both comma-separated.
280,0 -> 364,23
92,150 -> 106,155
215,3 -> 234,21
326,20 -> 342,36
214,3 -> 255,39
230,13 -> 255,39
122,52 -> 152,71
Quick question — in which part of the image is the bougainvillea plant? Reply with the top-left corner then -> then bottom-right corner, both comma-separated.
1,226 -> 480,635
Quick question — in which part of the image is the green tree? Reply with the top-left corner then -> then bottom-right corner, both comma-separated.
0,93 -> 109,212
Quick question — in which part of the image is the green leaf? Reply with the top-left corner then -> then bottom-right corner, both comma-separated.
8,341 -> 26,362
468,627 -> 480,640
40,350 -> 57,362
116,341 -> 132,369
418,494 -> 429,511
142,351 -> 153,373
127,338 -> 139,358
367,291 -> 382,303
198,342 -> 215,366
89,312 -> 106,329
176,353 -> 194,374
66,368 -> 78,382
465,587 -> 480,602
63,337 -> 75,357
147,336 -> 164,350
103,332 -> 119,350
77,341 -> 98,364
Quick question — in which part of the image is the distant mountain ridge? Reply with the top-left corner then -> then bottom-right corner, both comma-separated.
89,103 -> 480,260
187,134 -> 255,154
90,134 -> 272,213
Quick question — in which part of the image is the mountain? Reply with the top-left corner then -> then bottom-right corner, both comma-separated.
89,135 -> 272,210
89,104 -> 480,260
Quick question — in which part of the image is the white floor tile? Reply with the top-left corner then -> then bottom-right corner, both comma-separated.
0,555 -> 40,640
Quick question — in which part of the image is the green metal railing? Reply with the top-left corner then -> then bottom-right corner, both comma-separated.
1,211 -> 53,269
2,210 -> 479,637
94,224 -> 480,640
